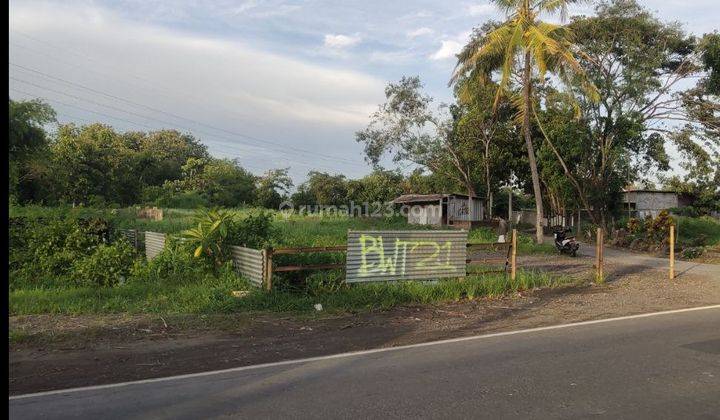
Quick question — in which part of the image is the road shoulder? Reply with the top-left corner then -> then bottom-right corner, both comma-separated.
9,271 -> 720,395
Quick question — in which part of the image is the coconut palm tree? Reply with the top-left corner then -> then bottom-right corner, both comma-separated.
451,0 -> 597,244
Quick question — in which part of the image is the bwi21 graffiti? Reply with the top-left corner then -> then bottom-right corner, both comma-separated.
346,231 -> 468,282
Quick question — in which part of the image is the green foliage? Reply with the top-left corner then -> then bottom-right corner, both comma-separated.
227,210 -> 275,248
9,215 -> 137,289
154,190 -> 210,209
9,98 -> 57,203
9,269 -> 573,315
255,168 -> 293,209
70,241 -> 135,287
181,209 -> 235,265
131,240 -> 214,284
675,216 -> 720,247
292,171 -> 348,206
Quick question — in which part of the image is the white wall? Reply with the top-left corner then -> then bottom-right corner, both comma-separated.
407,204 -> 442,226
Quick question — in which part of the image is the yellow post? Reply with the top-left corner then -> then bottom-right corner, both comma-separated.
596,228 -> 604,283
669,225 -> 675,280
511,229 -> 517,281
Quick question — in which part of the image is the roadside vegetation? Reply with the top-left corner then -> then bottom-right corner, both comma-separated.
9,205 -> 565,317
10,268 -> 572,316
8,0 -> 719,322
611,210 -> 720,260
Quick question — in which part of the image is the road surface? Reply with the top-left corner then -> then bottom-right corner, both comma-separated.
10,306 -> 720,419
537,235 -> 720,278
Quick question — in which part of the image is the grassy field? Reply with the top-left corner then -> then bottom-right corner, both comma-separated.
9,269 -> 575,315
10,204 -> 555,250
9,205 -> 561,317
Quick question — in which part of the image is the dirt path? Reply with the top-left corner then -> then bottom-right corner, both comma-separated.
10,269 -> 720,395
530,236 -> 720,279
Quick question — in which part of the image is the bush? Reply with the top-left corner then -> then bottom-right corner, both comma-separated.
669,206 -> 700,218
12,217 -> 109,279
681,247 -> 704,259
228,210 -> 275,248
156,190 -> 209,209
71,240 -> 136,287
131,239 -> 214,284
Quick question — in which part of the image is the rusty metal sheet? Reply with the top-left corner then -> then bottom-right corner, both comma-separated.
230,246 -> 265,287
346,230 -> 468,283
144,231 -> 166,260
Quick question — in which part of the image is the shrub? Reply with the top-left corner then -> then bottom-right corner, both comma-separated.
305,270 -> 346,296
156,190 -> 209,209
627,218 -> 642,234
181,208 -> 235,266
70,240 -> 136,287
669,206 -> 700,218
649,210 -> 674,242
131,239 -> 213,284
228,210 -> 275,248
681,247 -> 704,260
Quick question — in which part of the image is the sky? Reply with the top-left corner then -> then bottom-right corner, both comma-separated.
8,0 -> 720,184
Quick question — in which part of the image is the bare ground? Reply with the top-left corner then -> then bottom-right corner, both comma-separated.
9,256 -> 719,395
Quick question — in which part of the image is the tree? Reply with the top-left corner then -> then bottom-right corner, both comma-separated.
660,32 -> 720,214
356,77 -> 485,210
454,77 -> 521,217
292,171 -> 348,206
9,98 -> 56,203
128,130 -> 209,187
52,123 -> 134,205
167,158 -> 257,207
346,169 -> 405,204
255,168 -> 293,209
452,0 -> 597,243
540,0 -> 709,227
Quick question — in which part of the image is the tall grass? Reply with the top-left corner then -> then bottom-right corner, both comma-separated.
9,270 -> 574,315
676,216 -> 720,246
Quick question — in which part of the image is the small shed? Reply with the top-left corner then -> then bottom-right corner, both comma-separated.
392,194 -> 485,227
622,189 -> 687,218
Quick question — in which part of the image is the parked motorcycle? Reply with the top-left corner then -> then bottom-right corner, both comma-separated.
553,226 -> 580,257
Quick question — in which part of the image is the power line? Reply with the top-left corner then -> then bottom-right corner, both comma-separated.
9,86 -> 356,175
9,74 -> 364,171
8,62 -> 368,167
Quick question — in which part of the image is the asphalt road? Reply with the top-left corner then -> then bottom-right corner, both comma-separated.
10,306 -> 720,419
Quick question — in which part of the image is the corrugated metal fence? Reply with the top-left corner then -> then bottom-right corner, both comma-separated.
346,230 -> 468,283
230,245 -> 265,288
144,231 -> 166,260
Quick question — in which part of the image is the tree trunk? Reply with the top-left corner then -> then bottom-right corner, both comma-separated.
522,51 -> 544,244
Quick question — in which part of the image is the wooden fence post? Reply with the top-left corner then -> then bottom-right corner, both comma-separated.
596,228 -> 604,283
263,248 -> 273,291
511,229 -> 517,281
669,225 -> 675,280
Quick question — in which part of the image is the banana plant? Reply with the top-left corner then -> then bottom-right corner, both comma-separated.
181,208 -> 234,266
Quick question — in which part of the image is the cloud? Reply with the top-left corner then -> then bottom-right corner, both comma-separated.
429,40 -> 462,60
9,0 -> 385,184
468,3 -> 495,16
323,34 -> 362,49
407,27 -> 434,38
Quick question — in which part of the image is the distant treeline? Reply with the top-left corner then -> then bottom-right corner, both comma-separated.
11,98 -> 516,211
